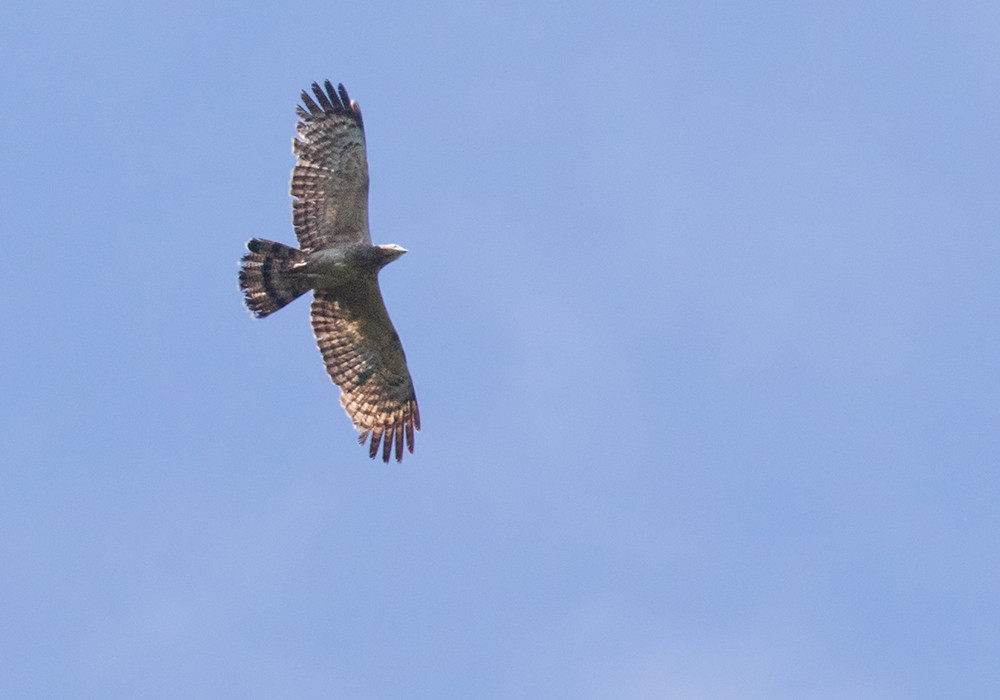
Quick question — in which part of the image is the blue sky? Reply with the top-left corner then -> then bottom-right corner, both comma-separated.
2,1 -> 999,697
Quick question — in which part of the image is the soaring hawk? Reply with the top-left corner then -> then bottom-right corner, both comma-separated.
239,80 -> 420,463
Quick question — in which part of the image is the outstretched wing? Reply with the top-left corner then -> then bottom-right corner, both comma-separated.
292,81 -> 370,253
311,286 -> 420,463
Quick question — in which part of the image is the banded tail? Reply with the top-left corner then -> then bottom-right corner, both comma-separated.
239,239 -> 311,317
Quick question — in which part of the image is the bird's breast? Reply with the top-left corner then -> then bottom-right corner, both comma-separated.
303,249 -> 361,289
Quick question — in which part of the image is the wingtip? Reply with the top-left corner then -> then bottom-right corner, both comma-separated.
295,79 -> 362,128
382,425 -> 393,463
368,426 -> 382,460
359,407 -> 418,464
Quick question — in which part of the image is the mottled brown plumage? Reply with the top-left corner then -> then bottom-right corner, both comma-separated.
239,80 -> 419,463
292,80 -> 370,252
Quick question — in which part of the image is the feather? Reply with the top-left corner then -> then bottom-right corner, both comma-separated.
299,90 -> 321,117
312,81 -> 336,112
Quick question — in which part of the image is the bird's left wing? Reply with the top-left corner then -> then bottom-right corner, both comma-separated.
311,284 -> 420,463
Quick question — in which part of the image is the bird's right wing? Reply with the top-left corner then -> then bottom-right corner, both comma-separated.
291,81 -> 371,253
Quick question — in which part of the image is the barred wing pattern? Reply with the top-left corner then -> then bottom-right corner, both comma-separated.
311,287 -> 420,463
292,81 -> 371,253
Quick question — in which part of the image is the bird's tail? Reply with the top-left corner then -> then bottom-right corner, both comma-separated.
239,239 -> 311,317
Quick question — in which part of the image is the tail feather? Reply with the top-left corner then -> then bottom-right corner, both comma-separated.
239,239 -> 310,317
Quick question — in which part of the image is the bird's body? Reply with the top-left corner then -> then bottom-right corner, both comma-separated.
304,243 -> 406,289
239,81 -> 419,463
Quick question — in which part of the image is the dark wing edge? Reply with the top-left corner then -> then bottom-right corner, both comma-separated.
296,80 -> 364,130
311,288 -> 420,463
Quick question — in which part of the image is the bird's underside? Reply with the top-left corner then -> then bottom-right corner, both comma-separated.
239,80 -> 419,463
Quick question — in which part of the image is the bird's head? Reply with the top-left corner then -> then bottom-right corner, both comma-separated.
376,243 -> 407,268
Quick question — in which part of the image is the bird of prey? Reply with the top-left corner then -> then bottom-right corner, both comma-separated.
239,80 -> 420,463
